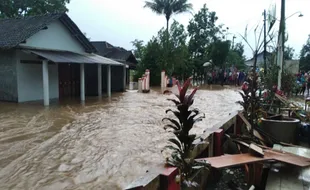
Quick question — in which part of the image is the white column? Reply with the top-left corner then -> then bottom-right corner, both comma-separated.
80,63 -> 85,101
123,66 -> 127,91
42,60 -> 49,106
98,64 -> 102,96
161,70 -> 165,88
107,65 -> 111,97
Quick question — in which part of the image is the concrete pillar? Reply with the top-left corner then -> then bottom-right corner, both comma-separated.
145,69 -> 150,91
123,66 -> 127,91
107,65 -> 111,97
161,70 -> 165,88
42,60 -> 49,106
98,64 -> 102,96
138,78 -> 142,92
80,63 -> 85,101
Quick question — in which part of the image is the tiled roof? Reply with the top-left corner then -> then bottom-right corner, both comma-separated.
91,41 -> 138,65
0,13 -> 97,53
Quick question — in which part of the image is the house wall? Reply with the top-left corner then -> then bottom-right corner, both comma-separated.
284,60 -> 299,74
19,20 -> 85,53
0,50 -> 18,101
101,65 -> 125,93
17,51 -> 59,102
245,54 -> 264,67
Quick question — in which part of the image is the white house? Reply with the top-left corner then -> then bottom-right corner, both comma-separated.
0,13 -> 128,106
245,51 -> 272,68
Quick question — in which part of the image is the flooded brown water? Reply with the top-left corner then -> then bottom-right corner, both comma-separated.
0,86 -> 241,190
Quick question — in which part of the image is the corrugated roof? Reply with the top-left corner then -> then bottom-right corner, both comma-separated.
25,49 -> 126,66
0,13 -> 97,53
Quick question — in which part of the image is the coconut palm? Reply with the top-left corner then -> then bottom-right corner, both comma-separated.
144,0 -> 193,32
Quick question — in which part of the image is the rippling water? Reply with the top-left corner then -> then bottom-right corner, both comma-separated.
0,87 -> 241,190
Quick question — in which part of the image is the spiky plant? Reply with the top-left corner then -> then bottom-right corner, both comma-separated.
162,77 -> 210,187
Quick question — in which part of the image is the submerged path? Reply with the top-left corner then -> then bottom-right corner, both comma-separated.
0,87 -> 241,190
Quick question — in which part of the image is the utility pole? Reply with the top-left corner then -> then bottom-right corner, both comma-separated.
263,9 -> 267,74
232,35 -> 236,49
277,0 -> 285,90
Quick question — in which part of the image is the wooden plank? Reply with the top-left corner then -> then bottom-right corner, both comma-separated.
249,143 -> 264,157
264,150 -> 310,167
197,148 -> 310,169
237,112 -> 251,131
197,153 -> 269,169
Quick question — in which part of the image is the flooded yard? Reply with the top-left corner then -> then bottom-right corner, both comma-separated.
0,87 -> 241,190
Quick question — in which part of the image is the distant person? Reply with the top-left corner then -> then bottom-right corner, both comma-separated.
307,76 -> 310,95
228,71 -> 232,85
300,75 -> 306,96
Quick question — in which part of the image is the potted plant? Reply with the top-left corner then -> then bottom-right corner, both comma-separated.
162,77 -> 210,189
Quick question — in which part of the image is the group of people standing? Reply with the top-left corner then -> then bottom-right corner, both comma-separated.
296,71 -> 310,96
207,68 -> 247,86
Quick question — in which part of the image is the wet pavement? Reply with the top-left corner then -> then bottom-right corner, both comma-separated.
0,86 -> 241,190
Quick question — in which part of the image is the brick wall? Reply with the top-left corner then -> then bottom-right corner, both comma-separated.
0,50 -> 18,102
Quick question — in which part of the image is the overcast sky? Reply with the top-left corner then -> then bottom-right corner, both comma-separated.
67,0 -> 309,59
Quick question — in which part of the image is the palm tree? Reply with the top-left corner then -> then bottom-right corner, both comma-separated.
144,0 -> 193,32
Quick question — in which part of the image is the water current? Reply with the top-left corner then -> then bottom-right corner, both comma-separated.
0,87 -> 241,190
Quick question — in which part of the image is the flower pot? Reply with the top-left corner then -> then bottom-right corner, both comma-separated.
260,116 -> 300,144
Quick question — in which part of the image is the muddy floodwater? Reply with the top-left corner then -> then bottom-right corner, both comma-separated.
0,87 -> 241,190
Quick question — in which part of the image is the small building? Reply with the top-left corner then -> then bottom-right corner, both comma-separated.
245,52 -> 299,74
0,13 -> 127,106
91,41 -> 138,84
245,51 -> 272,68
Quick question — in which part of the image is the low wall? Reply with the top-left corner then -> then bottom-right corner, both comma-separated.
126,111 -> 241,190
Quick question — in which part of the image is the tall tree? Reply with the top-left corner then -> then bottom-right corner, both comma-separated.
207,40 -> 230,68
168,20 -> 191,80
227,42 -> 246,69
131,39 -> 145,60
300,35 -> 310,71
0,0 -> 70,18
187,4 -> 221,58
284,45 -> 295,60
187,4 -> 222,82
144,0 -> 192,32
233,42 -> 245,58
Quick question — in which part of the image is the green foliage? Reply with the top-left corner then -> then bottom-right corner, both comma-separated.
237,70 -> 261,133
131,39 -> 145,60
227,49 -> 246,70
207,40 -> 230,68
144,0 -> 193,30
284,46 -> 295,60
187,4 -> 221,59
261,54 -> 297,96
163,78 -> 210,187
300,35 -> 310,71
187,4 -> 224,81
225,42 -> 246,69
261,58 -> 278,90
139,37 -> 163,85
133,4 -> 246,85
0,0 -> 70,18
132,20 -> 192,84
